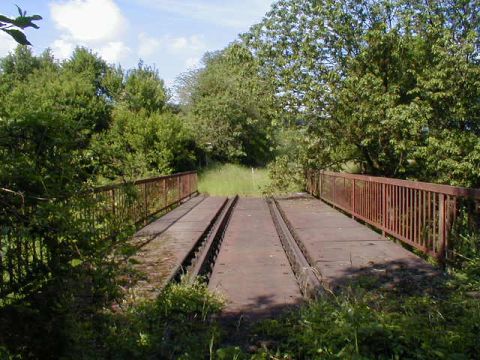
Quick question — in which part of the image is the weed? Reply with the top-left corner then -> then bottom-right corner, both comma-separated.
198,163 -> 270,196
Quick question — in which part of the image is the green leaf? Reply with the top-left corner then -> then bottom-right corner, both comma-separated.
70,259 -> 83,267
0,15 -> 14,24
12,15 -> 41,29
16,5 -> 25,17
2,28 -> 31,45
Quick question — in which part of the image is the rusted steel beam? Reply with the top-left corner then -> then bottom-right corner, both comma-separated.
268,198 -> 323,299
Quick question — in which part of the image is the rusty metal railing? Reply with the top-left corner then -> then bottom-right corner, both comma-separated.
0,171 -> 198,299
306,170 -> 480,262
93,171 -> 198,225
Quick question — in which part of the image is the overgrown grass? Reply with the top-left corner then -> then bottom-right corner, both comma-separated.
93,280 -> 225,359
198,163 -> 270,196
215,263 -> 480,359
2,266 -> 480,359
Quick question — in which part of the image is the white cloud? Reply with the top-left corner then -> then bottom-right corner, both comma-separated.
51,38 -> 75,60
48,0 -> 130,63
171,37 -> 188,50
185,57 -> 200,68
161,35 -> 207,54
138,0 -> 272,29
0,31 -> 17,57
96,41 -> 131,63
138,32 -> 160,58
137,33 -> 206,63
50,0 -> 127,42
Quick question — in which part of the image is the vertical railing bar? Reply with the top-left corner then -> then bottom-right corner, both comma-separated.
371,182 -> 375,222
363,181 -> 366,219
420,190 -> 424,246
397,185 -> 401,235
369,181 -> 372,221
352,178 -> 356,218
382,182 -> 386,234
365,181 -> 371,219
417,190 -> 421,246
427,191 -> 431,252
422,190 -> 426,247
333,176 -> 336,206
411,188 -> 415,244
413,189 -> 417,245
399,186 -> 403,238
377,182 -> 380,223
392,185 -> 396,234
360,181 -> 364,217
433,192 -> 437,253
143,183 -> 148,225
438,193 -> 445,261
163,178 -> 167,208
404,187 -> 407,240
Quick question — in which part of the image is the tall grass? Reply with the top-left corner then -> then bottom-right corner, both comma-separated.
198,163 -> 270,196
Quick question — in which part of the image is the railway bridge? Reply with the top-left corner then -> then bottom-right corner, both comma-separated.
2,170 -> 479,320
125,171 -> 479,319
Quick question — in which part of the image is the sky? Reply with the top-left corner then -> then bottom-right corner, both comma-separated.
0,0 -> 274,88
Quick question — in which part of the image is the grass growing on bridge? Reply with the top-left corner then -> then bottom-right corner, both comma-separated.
198,163 -> 270,196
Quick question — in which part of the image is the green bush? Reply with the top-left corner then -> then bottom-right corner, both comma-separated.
92,279 -> 224,359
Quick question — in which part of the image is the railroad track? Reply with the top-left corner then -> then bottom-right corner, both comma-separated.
166,196 -> 323,318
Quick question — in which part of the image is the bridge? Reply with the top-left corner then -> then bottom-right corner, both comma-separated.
1,170 -> 479,319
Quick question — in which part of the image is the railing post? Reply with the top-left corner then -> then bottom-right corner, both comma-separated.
163,178 -> 167,207
143,183 -> 148,225
177,176 -> 181,201
319,172 -> 323,199
382,183 -> 386,236
438,193 -> 445,263
352,179 -> 356,219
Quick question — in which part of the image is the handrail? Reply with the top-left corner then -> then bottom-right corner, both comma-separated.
318,171 -> 480,199
306,170 -> 479,263
1,171 -> 198,298
93,171 -> 197,193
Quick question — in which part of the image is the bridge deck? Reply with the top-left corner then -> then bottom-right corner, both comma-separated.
208,198 -> 303,319
130,195 -> 227,299
277,195 -> 437,290
131,194 -> 437,314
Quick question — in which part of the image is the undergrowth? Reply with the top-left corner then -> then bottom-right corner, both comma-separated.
1,265 -> 480,359
198,163 -> 270,196
215,264 -> 480,359
74,280 -> 225,359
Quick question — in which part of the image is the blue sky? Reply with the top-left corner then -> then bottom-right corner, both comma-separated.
0,0 -> 274,88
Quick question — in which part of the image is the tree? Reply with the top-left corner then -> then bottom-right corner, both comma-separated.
245,0 -> 480,185
179,44 -> 277,166
0,5 -> 41,45
122,61 -> 168,114
92,108 -> 196,181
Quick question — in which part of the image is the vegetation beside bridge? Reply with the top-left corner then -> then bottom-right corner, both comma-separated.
0,0 -> 479,358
